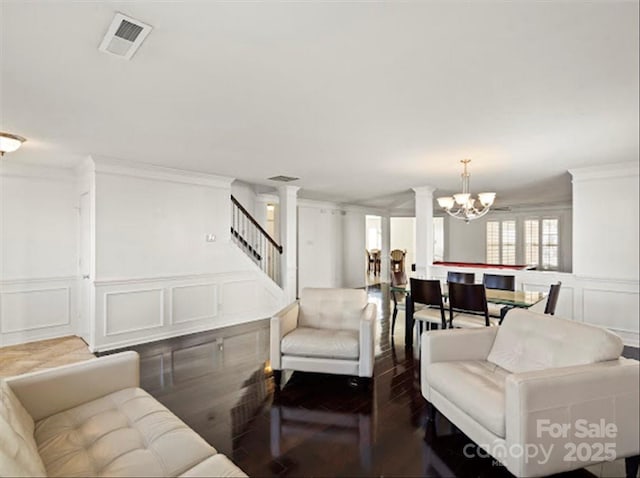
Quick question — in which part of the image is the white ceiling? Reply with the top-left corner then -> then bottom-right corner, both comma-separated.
1,1 -> 638,208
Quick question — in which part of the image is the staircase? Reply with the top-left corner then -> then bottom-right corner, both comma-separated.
231,195 -> 283,285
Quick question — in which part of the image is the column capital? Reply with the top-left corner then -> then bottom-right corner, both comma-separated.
412,185 -> 437,196
278,185 -> 300,196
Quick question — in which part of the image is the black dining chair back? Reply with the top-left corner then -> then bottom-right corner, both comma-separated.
410,278 -> 447,335
411,278 -> 445,310
447,271 -> 475,284
544,282 -> 562,315
448,282 -> 490,327
483,273 -> 515,291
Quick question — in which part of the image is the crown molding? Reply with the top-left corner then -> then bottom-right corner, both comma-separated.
569,161 -> 639,182
412,185 -> 437,195
0,161 -> 76,182
91,156 -> 234,189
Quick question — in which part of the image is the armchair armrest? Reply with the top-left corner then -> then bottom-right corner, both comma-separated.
358,303 -> 376,377
421,327 -> 498,401
270,301 -> 300,370
504,358 -> 640,477
421,327 -> 498,366
5,351 -> 139,421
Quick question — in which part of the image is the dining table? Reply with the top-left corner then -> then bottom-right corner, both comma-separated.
390,281 -> 546,347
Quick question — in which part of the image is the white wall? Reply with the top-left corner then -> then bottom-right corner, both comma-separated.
444,205 -> 573,272
231,180 -> 257,217
0,163 -> 79,347
85,159 -> 285,351
567,162 -> 639,346
296,200 -> 369,291
0,161 -> 285,351
297,202 -> 343,290
96,173 -> 231,279
571,163 -> 639,281
342,208 -> 367,288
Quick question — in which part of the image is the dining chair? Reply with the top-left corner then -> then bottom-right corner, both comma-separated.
447,282 -> 498,328
366,250 -> 373,275
447,271 -> 475,284
370,249 -> 381,276
390,249 -> 406,273
390,271 -> 408,336
482,273 -> 515,291
411,278 -> 447,336
544,281 -> 562,315
483,273 -> 515,318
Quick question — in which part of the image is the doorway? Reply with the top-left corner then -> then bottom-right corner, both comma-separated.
390,217 -> 415,274
365,215 -> 382,285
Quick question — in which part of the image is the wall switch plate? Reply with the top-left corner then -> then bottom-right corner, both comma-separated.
206,234 -> 216,242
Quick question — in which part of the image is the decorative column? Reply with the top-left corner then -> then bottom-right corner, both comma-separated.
279,185 -> 299,302
381,214 -> 391,281
412,186 -> 436,278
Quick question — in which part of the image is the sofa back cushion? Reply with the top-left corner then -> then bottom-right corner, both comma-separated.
299,288 -> 367,331
0,380 -> 47,477
487,308 -> 623,373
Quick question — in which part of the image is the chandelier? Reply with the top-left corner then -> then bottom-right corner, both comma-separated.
436,159 -> 496,223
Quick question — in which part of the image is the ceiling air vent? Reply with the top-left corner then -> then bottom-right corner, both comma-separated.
268,175 -> 299,182
99,13 -> 152,60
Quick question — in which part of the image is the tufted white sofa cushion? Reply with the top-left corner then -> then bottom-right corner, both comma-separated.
427,360 -> 509,437
281,327 -> 359,359
178,454 -> 247,477
487,308 -> 624,373
0,381 -> 47,477
298,288 -> 367,331
34,387 -> 218,477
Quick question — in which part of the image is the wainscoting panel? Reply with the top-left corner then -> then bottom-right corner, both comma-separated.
105,289 -> 164,336
171,284 -> 218,324
91,270 -> 285,352
0,287 -> 70,333
222,280 -> 260,316
582,288 -> 639,334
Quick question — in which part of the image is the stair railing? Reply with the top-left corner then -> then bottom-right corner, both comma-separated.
230,195 -> 283,285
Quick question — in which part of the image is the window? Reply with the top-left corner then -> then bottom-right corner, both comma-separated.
542,219 -> 559,269
523,217 -> 560,270
524,219 -> 540,267
486,220 -> 517,264
501,221 -> 516,265
486,221 -> 500,264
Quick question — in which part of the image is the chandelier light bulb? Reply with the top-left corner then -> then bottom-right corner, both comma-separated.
0,132 -> 27,156
437,196 -> 455,210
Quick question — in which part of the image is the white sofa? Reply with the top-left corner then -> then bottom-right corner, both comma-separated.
421,308 -> 639,478
270,288 -> 376,381
0,351 -> 247,477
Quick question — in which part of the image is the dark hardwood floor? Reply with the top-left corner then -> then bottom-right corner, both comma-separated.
109,285 -> 635,477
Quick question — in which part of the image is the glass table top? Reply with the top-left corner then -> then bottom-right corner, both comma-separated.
390,283 -> 545,308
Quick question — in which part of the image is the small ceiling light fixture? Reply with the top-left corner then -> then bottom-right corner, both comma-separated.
0,132 -> 27,157
437,159 -> 496,223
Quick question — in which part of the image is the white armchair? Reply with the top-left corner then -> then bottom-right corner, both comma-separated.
421,308 -> 639,478
270,288 -> 376,383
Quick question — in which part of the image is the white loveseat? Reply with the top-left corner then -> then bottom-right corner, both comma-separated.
270,288 -> 376,381
421,308 -> 639,478
0,351 -> 247,477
